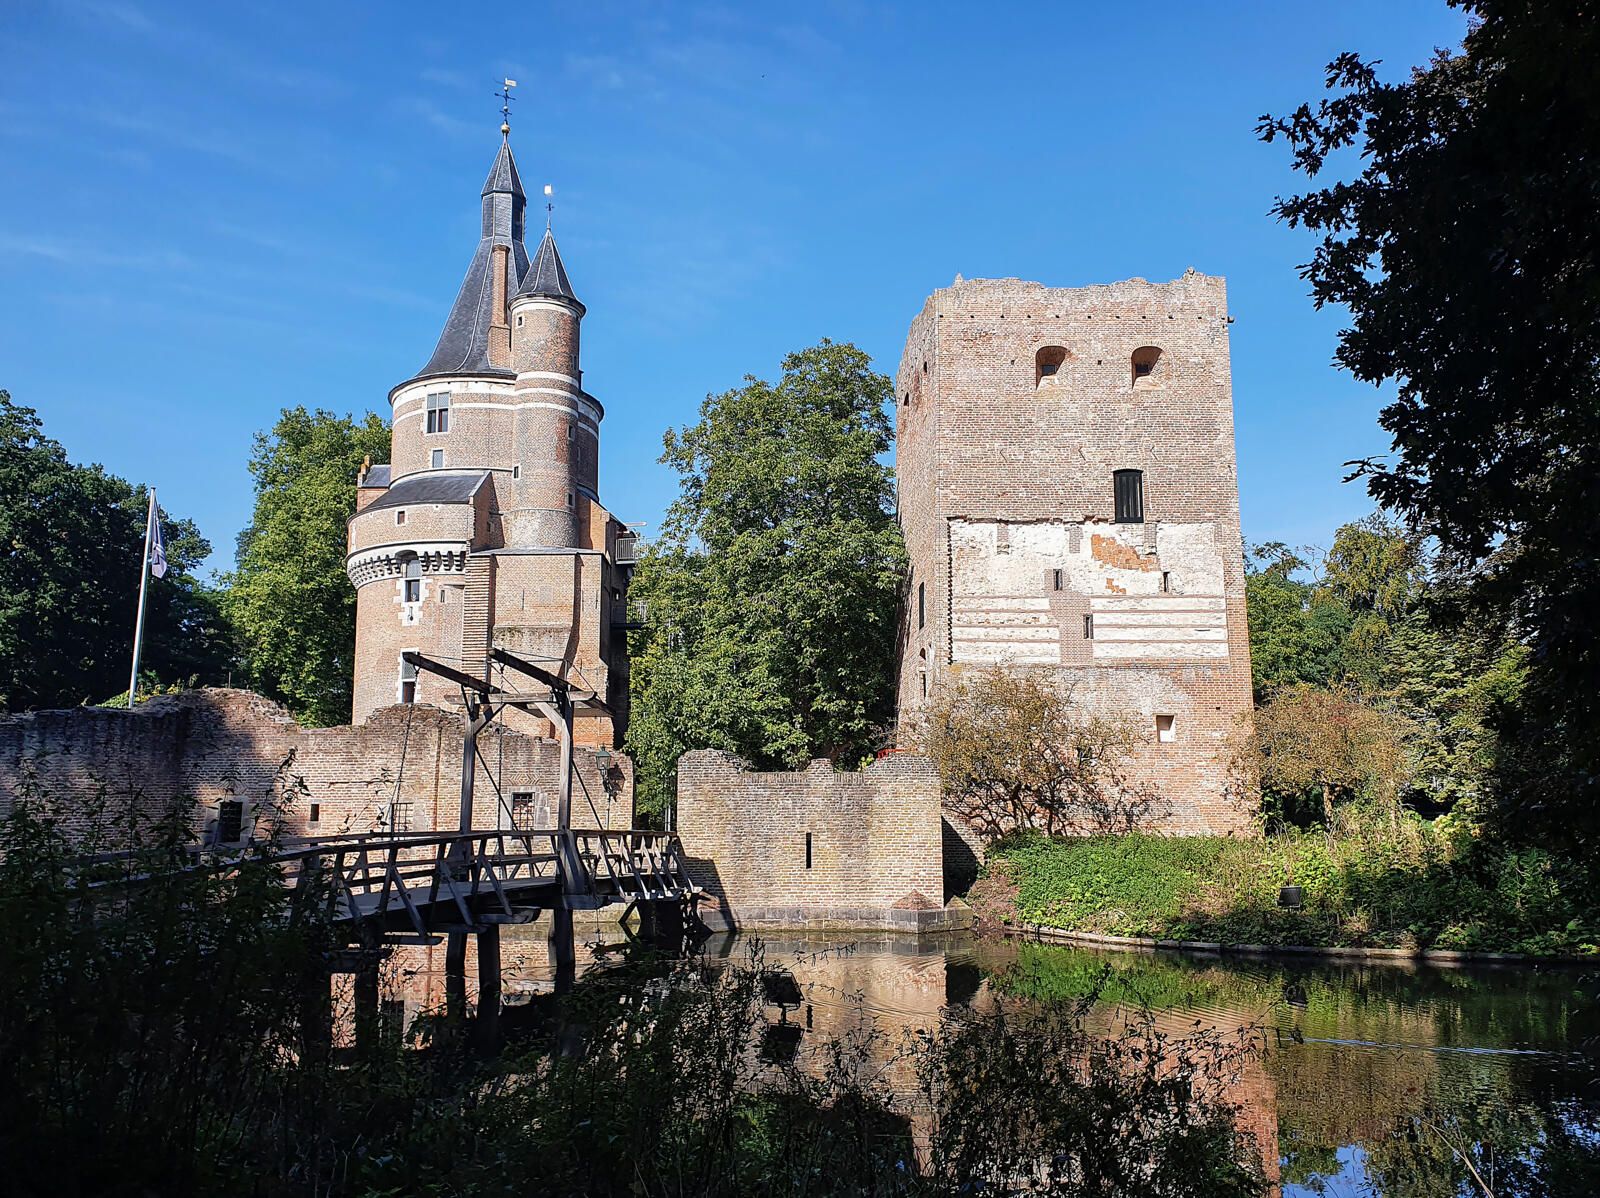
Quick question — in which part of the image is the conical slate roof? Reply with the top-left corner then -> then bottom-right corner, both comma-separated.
514,227 -> 583,311
410,139 -> 531,382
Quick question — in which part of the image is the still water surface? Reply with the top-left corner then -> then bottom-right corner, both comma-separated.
405,929 -> 1600,1196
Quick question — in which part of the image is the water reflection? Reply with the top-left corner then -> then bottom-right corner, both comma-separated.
379,926 -> 1600,1197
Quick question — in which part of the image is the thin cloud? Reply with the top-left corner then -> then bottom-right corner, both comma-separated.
0,232 -> 193,272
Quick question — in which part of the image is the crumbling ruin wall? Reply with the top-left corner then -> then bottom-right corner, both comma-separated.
0,688 -> 632,850
675,749 -> 961,931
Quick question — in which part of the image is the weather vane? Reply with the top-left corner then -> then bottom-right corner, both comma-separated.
543,183 -> 554,229
496,78 -> 517,136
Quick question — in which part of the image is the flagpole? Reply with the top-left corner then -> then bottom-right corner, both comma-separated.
128,488 -> 156,708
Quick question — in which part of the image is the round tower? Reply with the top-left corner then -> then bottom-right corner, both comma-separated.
506,228 -> 594,548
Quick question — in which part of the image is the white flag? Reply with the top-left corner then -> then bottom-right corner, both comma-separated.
149,506 -> 168,579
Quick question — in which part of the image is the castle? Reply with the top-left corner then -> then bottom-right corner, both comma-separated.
345,134 -> 632,748
895,272 -> 1254,835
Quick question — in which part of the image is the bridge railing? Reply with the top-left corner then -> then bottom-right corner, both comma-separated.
73,826 -> 700,944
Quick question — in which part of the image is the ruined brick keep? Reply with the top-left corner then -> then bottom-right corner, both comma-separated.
896,272 -> 1254,835
347,135 -> 633,746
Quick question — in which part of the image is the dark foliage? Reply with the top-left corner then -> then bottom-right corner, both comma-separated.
0,390 -> 231,710
1259,2 -> 1600,845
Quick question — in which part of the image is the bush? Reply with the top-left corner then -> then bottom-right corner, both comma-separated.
986,807 -> 1600,956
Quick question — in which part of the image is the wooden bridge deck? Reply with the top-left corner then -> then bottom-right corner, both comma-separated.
83,827 -> 702,952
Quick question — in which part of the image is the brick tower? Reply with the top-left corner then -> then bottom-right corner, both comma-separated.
346,133 -> 634,746
895,271 -> 1253,834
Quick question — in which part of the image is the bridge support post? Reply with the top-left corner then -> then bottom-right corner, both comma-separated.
550,907 -> 575,995
354,955 -> 381,1055
475,924 -> 501,1053
445,931 -> 468,1019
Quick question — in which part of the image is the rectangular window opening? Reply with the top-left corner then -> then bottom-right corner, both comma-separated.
511,464 -> 520,479
396,510 -> 407,526
216,799 -> 244,845
804,831 -> 813,870
510,791 -> 536,829
917,582 -> 926,629
425,392 -> 450,434
430,448 -> 444,469
1161,571 -> 1171,593
1052,568 -> 1063,591
1156,714 -> 1176,744
308,802 -> 320,823
995,521 -> 1011,554
1113,469 -> 1145,523
1083,613 -> 1094,640
426,392 -> 449,433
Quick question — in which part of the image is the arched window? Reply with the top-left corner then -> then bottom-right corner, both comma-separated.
1131,346 -> 1162,387
402,555 -> 422,604
1113,469 -> 1145,523
1035,346 -> 1068,386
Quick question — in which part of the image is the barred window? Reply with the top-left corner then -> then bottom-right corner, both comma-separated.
1113,470 -> 1144,523
425,392 -> 450,434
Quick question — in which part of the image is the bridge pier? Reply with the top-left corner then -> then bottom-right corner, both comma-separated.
475,924 -> 501,1053
550,906 -> 576,995
445,930 -> 468,1019
353,955 -> 381,1054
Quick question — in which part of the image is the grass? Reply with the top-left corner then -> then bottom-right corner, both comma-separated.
978,808 -> 1600,956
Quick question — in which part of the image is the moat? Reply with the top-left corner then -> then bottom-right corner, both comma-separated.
391,929 -> 1600,1197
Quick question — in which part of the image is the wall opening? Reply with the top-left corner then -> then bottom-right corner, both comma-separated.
1052,568 -> 1063,591
216,799 -> 244,845
1113,469 -> 1145,523
425,391 -> 450,434
402,556 -> 422,604
1083,613 -> 1094,639
1156,714 -> 1176,743
430,448 -> 444,469
1131,346 -> 1163,388
395,509 -> 406,526
917,582 -> 925,629
1035,345 -> 1068,386
1161,570 -> 1171,593
804,831 -> 813,869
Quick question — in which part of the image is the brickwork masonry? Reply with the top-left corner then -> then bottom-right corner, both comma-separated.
675,750 -> 970,932
0,688 -> 634,850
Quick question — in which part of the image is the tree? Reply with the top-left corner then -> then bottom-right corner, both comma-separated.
0,391 -> 229,709
1244,542 -> 1352,700
625,341 -> 907,812
1234,684 -> 1412,827
225,407 -> 389,726
920,666 -> 1155,841
1260,3 -> 1600,841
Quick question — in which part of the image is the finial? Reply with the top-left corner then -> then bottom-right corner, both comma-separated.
496,78 -> 517,137
543,183 -> 554,229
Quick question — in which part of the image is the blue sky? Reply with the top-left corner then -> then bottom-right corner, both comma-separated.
0,0 -> 1468,575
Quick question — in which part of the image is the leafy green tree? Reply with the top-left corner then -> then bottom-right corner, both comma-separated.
625,341 -> 907,813
1260,2 -> 1600,842
1244,542 -> 1350,700
0,390 -> 229,709
225,407 -> 389,726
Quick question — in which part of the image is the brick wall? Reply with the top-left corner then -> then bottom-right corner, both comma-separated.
675,750 -> 956,931
895,272 -> 1257,836
0,688 -> 634,851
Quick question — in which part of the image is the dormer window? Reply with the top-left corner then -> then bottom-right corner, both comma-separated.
425,391 -> 450,434
1131,346 -> 1162,388
1035,346 -> 1068,386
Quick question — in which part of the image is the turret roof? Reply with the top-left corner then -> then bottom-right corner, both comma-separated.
407,139 -> 531,384
514,227 -> 583,311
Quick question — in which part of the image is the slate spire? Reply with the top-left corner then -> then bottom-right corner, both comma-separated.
410,138 -> 532,381
515,226 -> 583,312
